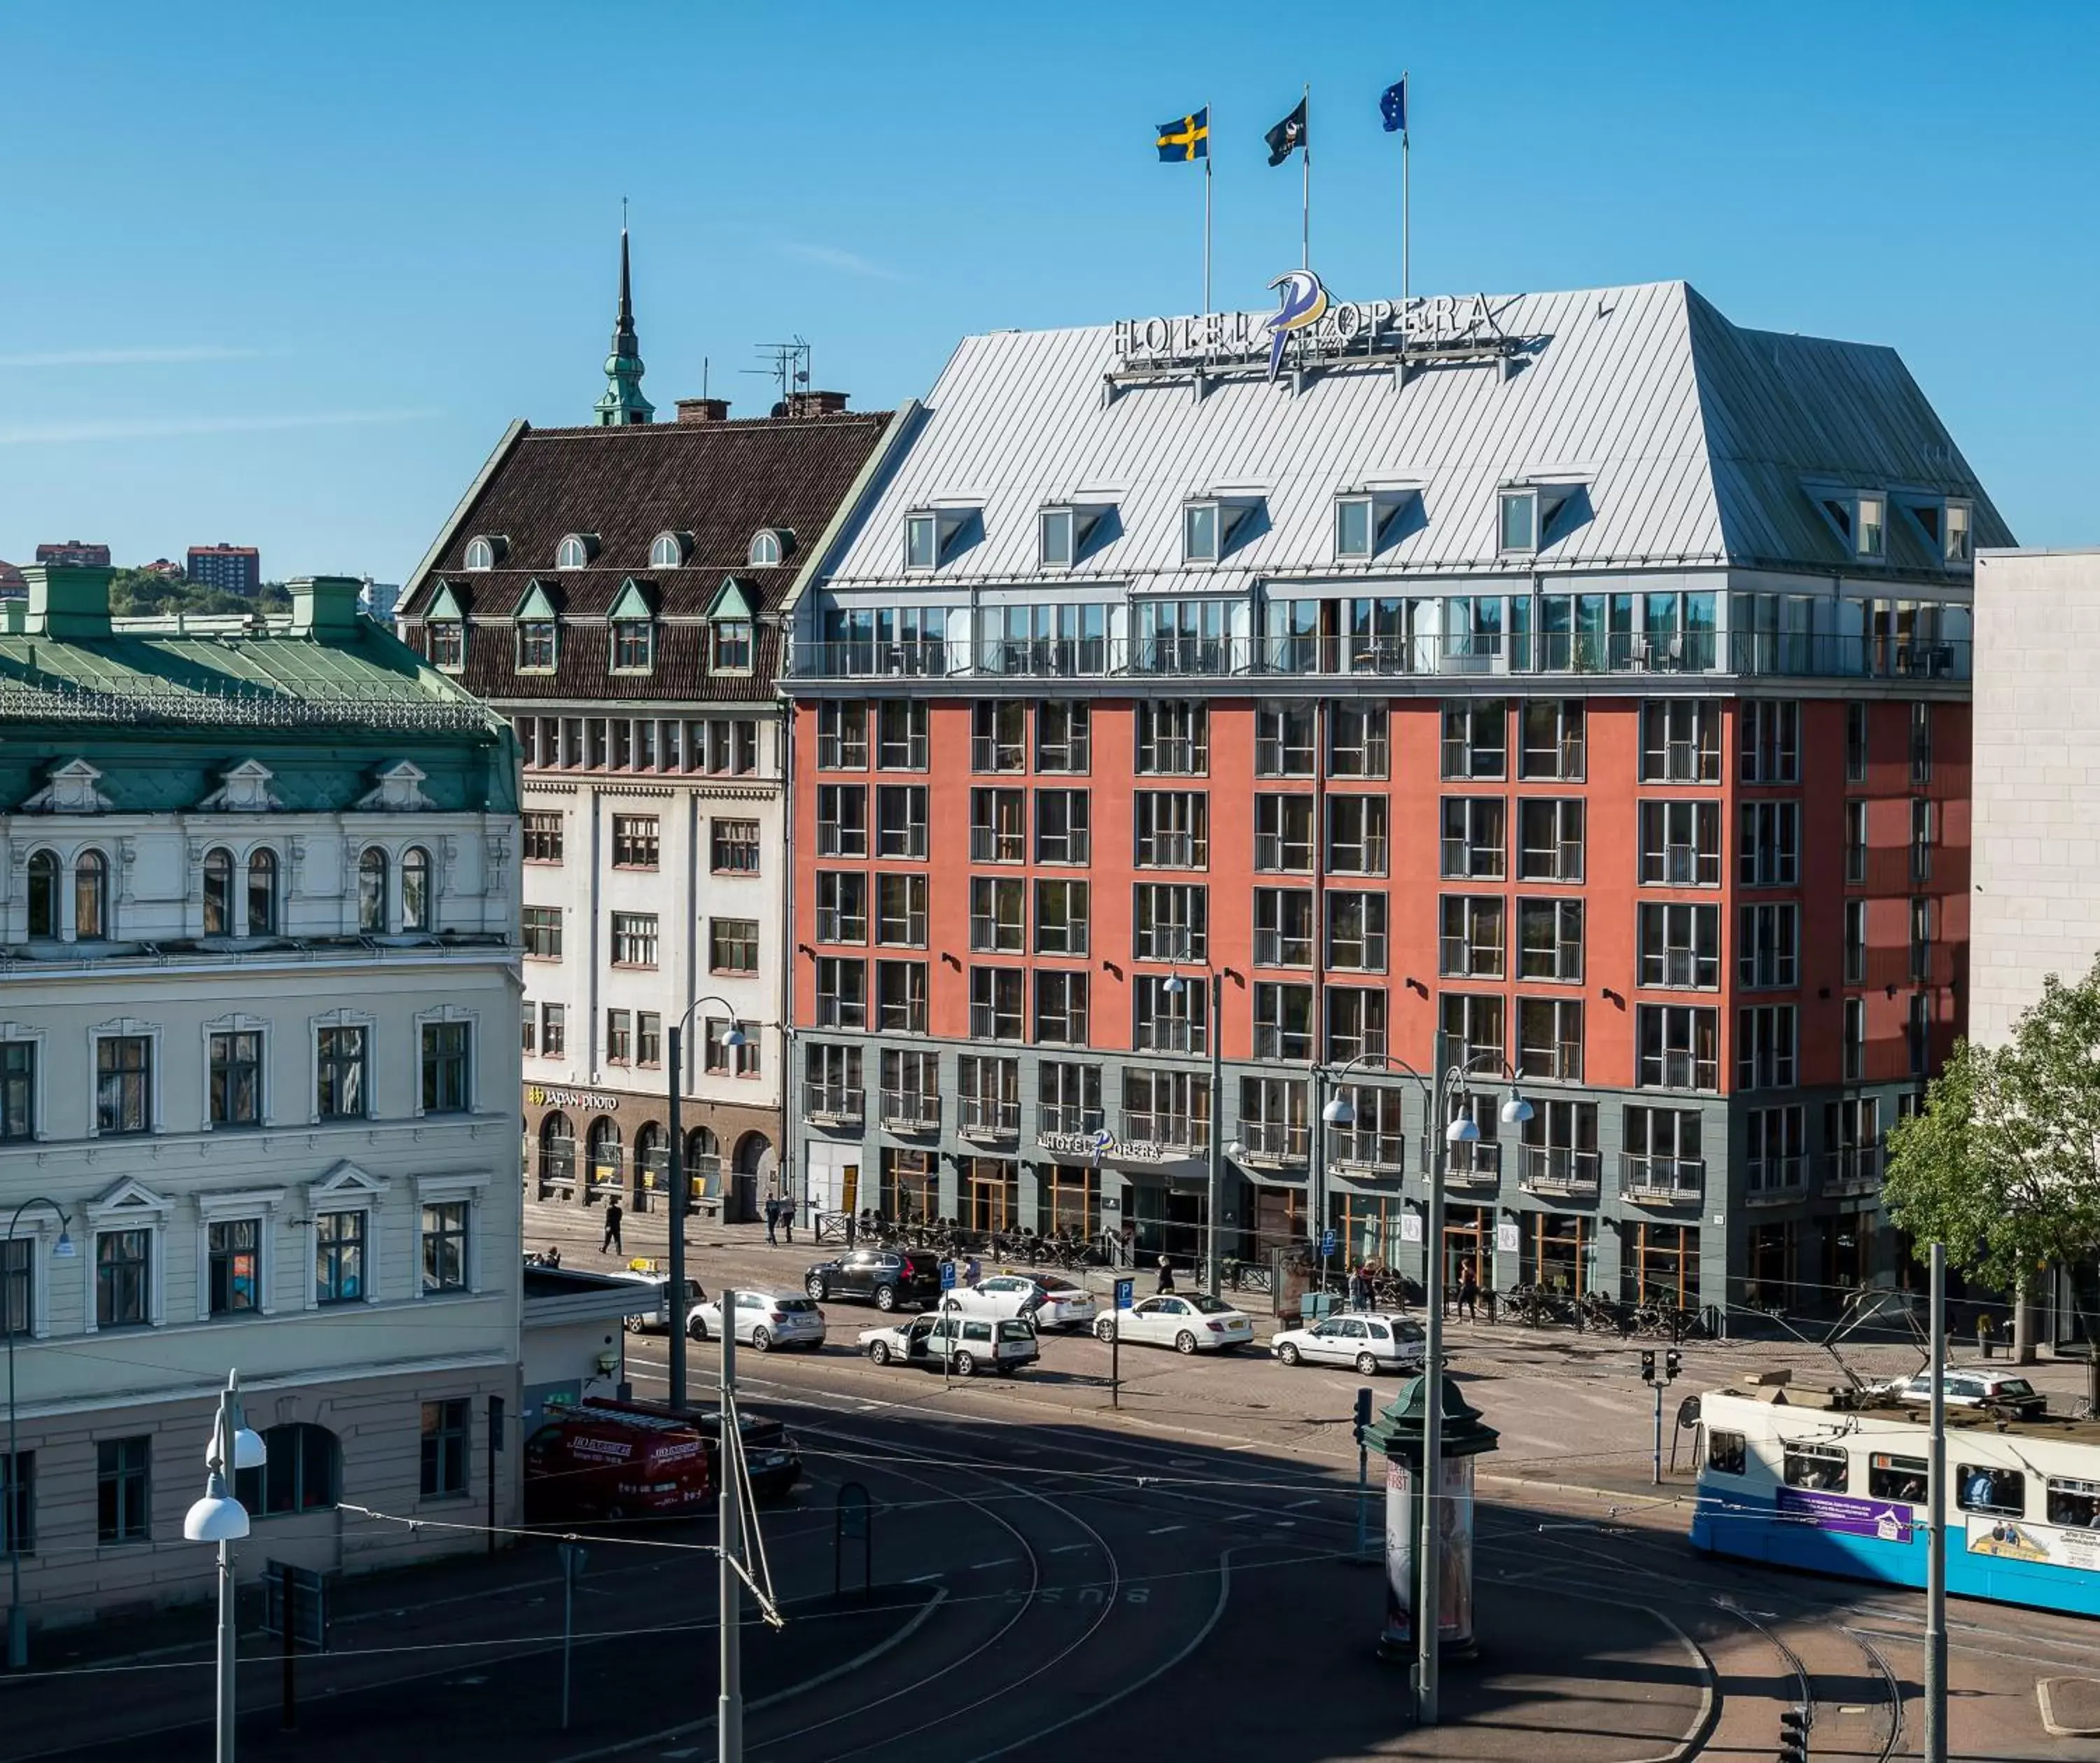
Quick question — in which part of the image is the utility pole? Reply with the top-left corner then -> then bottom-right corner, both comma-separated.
719,1287 -> 742,1763
1925,1243 -> 1948,1763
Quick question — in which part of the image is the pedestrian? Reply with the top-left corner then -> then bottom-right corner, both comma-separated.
845,1208 -> 858,1248
1977,1311 -> 1996,1360
1349,1264 -> 1370,1313
781,1199 -> 794,1244
1458,1268 -> 1479,1322
764,1197 -> 779,1246
1120,1221 -> 1138,1268
1483,1283 -> 1498,1326
1156,1255 -> 1176,1295
964,1253 -> 982,1288
601,1197 -> 624,1256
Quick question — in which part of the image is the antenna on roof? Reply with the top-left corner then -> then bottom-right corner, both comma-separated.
746,337 -> 813,412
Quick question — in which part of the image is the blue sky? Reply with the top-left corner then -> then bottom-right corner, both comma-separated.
4,1 -> 2096,582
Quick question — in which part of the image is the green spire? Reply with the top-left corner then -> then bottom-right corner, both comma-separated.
594,227 -> 654,426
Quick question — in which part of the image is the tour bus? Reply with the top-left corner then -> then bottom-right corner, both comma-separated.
1691,1384 -> 2100,1617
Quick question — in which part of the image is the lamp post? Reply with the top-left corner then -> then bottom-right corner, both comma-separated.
183,1369 -> 266,1763
666,1001 -> 748,1412
1161,959 -> 1226,1296
4,1197 -> 74,1671
1320,1046 -> 1530,1725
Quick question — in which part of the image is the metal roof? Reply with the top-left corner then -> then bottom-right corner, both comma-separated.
817,280 -> 2011,594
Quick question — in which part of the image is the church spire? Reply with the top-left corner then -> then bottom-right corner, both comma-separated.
594,216 -> 654,426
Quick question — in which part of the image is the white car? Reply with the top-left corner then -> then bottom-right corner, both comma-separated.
1093,1292 -> 1255,1354
946,1272 -> 1098,1331
687,1290 -> 826,1352
1271,1312 -> 1425,1376
859,1313 -> 1040,1377
1877,1368 -> 2046,1419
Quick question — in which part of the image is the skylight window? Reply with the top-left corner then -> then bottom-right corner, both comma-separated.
1183,501 -> 1220,564
904,513 -> 937,571
1944,500 -> 1971,563
1856,495 -> 1885,559
1498,489 -> 1538,554
1334,496 -> 1373,559
1040,508 -> 1075,569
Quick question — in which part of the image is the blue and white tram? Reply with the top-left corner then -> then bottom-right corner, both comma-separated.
1692,1385 -> 2100,1618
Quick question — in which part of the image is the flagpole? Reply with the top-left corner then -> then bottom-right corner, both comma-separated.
1300,83 -> 1311,268
1203,100 -> 1214,313
1401,71 -> 1411,326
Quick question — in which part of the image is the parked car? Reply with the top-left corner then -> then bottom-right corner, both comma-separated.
522,1405 -> 710,1524
1878,1368 -> 2047,1419
1093,1292 -> 1255,1354
804,1248 -> 944,1312
945,1271 -> 1098,1331
1271,1312 -> 1426,1376
859,1313 -> 1040,1377
687,1290 -> 826,1351
580,1396 -> 803,1498
617,1268 -> 706,1335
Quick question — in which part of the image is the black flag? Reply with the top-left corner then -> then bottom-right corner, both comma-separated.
1264,97 -> 1308,166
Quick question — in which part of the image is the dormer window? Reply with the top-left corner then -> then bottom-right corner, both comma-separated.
463,535 -> 505,571
517,620 -> 556,671
1856,495 -> 1885,559
748,529 -> 789,567
904,513 -> 938,571
428,620 -> 464,670
612,619 -> 652,671
1945,500 -> 1971,562
1497,489 -> 1538,554
556,533 -> 598,571
649,531 -> 692,570
707,576 -> 757,674
1335,495 -> 1374,559
1183,501 -> 1220,564
1040,508 -> 1076,569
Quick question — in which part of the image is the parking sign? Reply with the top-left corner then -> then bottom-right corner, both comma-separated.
1319,1229 -> 1336,1259
939,1260 -> 957,1292
1114,1278 -> 1135,1311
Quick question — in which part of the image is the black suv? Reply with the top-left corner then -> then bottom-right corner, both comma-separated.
805,1248 -> 944,1312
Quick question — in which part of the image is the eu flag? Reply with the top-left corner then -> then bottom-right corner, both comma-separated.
1156,108 -> 1210,162
1380,78 -> 1408,134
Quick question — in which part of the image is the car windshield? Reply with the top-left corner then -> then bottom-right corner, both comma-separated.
997,1320 -> 1035,1342
1992,1379 -> 2037,1398
1187,1294 -> 1238,1316
1040,1277 -> 1079,1295
903,1253 -> 940,1274
776,1298 -> 818,1313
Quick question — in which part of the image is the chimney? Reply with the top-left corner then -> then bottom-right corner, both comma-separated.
288,575 -> 363,639
676,396 -> 732,424
784,389 -> 850,419
23,564 -> 114,640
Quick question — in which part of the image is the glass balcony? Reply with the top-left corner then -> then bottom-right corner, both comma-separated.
1331,1127 -> 1408,1171
878,1089 -> 941,1133
1519,1145 -> 1600,1198
1238,1120 -> 1309,1165
1743,1156 -> 1809,1204
802,1082 -> 864,1127
958,1096 -> 1021,1140
1620,1154 -> 1703,1205
1122,1109 -> 1205,1152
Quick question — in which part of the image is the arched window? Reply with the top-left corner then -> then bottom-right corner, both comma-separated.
539,1112 -> 576,1187
74,849 -> 108,940
748,529 -> 783,567
463,536 -> 496,571
246,848 -> 278,936
357,849 -> 388,933
401,847 -> 431,931
634,1122 -> 666,1197
587,1117 -> 622,1192
202,848 -> 234,935
649,531 -> 689,570
733,1131 -> 772,1178
25,850 -> 59,938
685,1126 -> 721,1201
235,1423 -> 341,1516
556,534 -> 592,571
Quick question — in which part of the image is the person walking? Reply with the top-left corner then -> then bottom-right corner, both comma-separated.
963,1253 -> 983,1289
780,1198 -> 794,1244
1977,1310 -> 1997,1360
1156,1255 -> 1177,1295
764,1197 -> 780,1246
1458,1268 -> 1479,1322
1349,1264 -> 1370,1313
601,1197 -> 624,1257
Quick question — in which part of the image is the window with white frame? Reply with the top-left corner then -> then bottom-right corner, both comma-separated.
1334,494 -> 1374,560
1517,898 -> 1583,983
315,1208 -> 368,1304
315,1022 -> 370,1120
1639,902 -> 1719,989
1256,702 -> 1315,777
968,967 -> 1025,1042
556,534 -> 593,571
1639,700 -> 1721,782
1439,896 -> 1504,978
876,872 -> 928,947
1639,799 -> 1721,886
1133,882 -> 1205,963
1519,798 -> 1584,882
1254,888 -> 1313,968
419,1019 -> 472,1114
815,958 -> 867,1029
1740,800 -> 1800,886
1,1036 -> 38,1143
94,1029 -> 155,1136
1498,489 -> 1539,553
463,536 -> 498,571
401,846 -> 433,931
1740,903 -> 1800,989
650,531 -> 690,569
421,1200 -> 470,1294
1438,797 -> 1502,879
1517,997 -> 1583,1081
1133,975 -> 1205,1054
1182,501 -> 1221,563
1255,794 -> 1314,872
904,511 -> 938,570
877,785 -> 928,858
1737,1005 -> 1798,1090
1326,795 -> 1387,875
1636,1005 -> 1718,1091
1441,701 -> 1507,779
1136,701 -> 1208,774
1253,981 -> 1312,1061
1740,701 -> 1800,783
1329,704 -> 1388,779
208,1026 -> 263,1127
1036,702 -> 1089,773
1326,891 -> 1387,971
1035,879 -> 1088,956
1040,507 -> 1076,569
1326,987 -> 1387,1064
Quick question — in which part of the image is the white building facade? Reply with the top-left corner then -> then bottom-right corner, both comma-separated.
0,568 -> 522,1631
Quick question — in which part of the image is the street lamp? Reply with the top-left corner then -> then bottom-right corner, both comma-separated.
1161,957 -> 1226,1296
5,1197 -> 74,1671
666,999 -> 749,1412
184,1369 -> 262,1763
1313,1047 -> 1530,1724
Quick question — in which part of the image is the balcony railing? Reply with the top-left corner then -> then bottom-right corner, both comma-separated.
1238,1120 -> 1309,1164
1037,1103 -> 1105,1139
1517,1041 -> 1584,1083
1823,1148 -> 1884,1197
1620,1155 -> 1704,1205
958,1096 -> 1021,1140
1331,1128 -> 1408,1171
786,631 -> 1972,685
1743,1155 -> 1809,1204
969,737 -> 1025,774
968,827 -> 1026,864
878,1089 -> 941,1133
803,1083 -> 864,1127
1434,1138 -> 1503,1184
1519,1146 -> 1601,1198
1438,936 -> 1503,980
1122,1109 -> 1206,1152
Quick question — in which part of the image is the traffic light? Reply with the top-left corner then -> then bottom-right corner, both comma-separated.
1354,1386 -> 1374,1440
1665,1348 -> 1683,1383
1777,1705 -> 1809,1762
1639,1349 -> 1656,1384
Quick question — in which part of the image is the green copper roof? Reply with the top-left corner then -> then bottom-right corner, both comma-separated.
605,578 -> 654,622
593,228 -> 654,427
514,579 -> 559,620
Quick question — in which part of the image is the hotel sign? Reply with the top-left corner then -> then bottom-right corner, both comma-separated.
1112,284 -> 1505,376
1037,1129 -> 1179,1164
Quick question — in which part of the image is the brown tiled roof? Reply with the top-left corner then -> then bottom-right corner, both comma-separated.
397,411 -> 891,705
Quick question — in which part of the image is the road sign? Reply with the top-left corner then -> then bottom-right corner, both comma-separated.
1114,1278 -> 1135,1311
939,1260 -> 957,1292
260,1561 -> 328,1652
1319,1229 -> 1337,1259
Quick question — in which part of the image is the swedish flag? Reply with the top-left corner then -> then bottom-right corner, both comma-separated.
1156,107 -> 1210,163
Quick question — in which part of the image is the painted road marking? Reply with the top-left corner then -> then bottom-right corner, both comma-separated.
967,1559 -> 1019,1570
1285,1498 -> 1320,1510
904,1572 -> 944,1584
1050,1542 -> 1091,1554
1149,1524 -> 1185,1535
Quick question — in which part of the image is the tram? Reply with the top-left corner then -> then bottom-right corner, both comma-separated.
1691,1384 -> 2100,1617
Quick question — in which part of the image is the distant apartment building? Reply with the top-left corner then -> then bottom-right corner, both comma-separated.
0,565 -> 522,1631
0,561 -> 23,602
188,543 -> 262,596
780,277 -> 2005,1319
360,579 -> 402,625
34,541 -> 111,569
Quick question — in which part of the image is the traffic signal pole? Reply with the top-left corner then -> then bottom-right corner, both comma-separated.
1925,1242 -> 1948,1763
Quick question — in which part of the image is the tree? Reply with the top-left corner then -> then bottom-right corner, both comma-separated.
1885,954 -> 2100,1363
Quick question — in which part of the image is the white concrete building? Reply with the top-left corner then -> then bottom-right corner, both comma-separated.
0,566 -> 522,1634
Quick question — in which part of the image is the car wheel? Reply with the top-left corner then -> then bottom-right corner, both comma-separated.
750,1327 -> 772,1353
806,1276 -> 827,1301
1357,1352 -> 1381,1377
1175,1330 -> 1198,1355
687,1314 -> 709,1342
954,1351 -> 979,1377
996,1363 -> 1016,1377
1094,1317 -> 1115,1342
874,1284 -> 897,1312
1276,1341 -> 1301,1366
868,1340 -> 891,1366
623,1314 -> 647,1335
